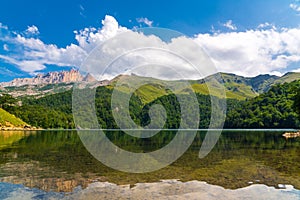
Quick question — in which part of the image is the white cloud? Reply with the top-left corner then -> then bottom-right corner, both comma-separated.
79,4 -> 86,18
25,25 -> 39,35
292,68 -> 300,73
0,23 -> 8,30
0,27 -> 87,74
0,54 -> 45,72
257,22 -> 276,30
194,27 -> 300,76
0,15 -> 128,74
222,20 -> 237,31
269,71 -> 284,77
79,4 -> 85,11
1,15 -> 300,79
290,3 -> 300,12
0,66 -> 19,76
3,44 -> 8,51
81,31 -> 217,80
74,15 -> 128,52
136,17 -> 153,27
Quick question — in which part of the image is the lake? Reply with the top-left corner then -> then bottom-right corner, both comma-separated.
0,130 -> 299,199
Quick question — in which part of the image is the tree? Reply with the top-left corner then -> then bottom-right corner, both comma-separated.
293,88 -> 300,119
0,94 -> 17,109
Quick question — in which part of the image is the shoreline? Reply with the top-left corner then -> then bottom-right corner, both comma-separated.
0,128 -> 298,131
0,127 -> 42,131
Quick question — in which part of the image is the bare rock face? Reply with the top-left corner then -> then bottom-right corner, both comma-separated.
83,73 -> 97,82
0,69 -> 96,87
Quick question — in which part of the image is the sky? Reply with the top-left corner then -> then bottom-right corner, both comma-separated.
0,0 -> 300,81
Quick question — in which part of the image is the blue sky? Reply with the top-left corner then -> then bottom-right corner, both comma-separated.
0,0 -> 300,81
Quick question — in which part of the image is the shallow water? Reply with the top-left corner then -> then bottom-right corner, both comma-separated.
0,130 -> 299,198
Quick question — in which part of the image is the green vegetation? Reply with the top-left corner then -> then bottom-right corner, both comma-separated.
0,131 -> 29,149
274,72 -> 300,84
0,94 -> 17,108
1,74 -> 300,129
135,83 -> 171,104
225,81 -> 300,128
0,108 -> 27,127
7,90 -> 74,129
293,85 -> 300,119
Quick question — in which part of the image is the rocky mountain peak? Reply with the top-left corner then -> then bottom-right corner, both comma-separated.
0,69 -> 97,87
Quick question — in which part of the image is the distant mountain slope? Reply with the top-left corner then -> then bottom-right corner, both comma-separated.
199,72 -> 300,99
0,108 -> 28,129
189,73 -> 258,100
274,72 -> 300,84
1,70 -> 300,100
0,69 -> 96,87
245,74 -> 279,93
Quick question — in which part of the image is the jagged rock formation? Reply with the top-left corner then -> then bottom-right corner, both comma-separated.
0,69 -> 95,87
83,73 -> 97,82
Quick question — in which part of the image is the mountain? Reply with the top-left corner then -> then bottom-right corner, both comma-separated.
0,69 -> 89,87
0,70 -> 98,98
83,73 -> 97,82
1,70 -> 300,100
7,79 -> 300,129
190,72 -> 300,100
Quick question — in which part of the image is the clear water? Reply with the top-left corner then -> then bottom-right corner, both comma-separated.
0,130 -> 299,198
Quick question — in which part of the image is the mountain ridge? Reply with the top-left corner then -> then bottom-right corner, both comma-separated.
1,70 -> 300,100
0,69 -> 95,87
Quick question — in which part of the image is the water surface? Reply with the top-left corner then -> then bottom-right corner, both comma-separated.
0,130 -> 299,194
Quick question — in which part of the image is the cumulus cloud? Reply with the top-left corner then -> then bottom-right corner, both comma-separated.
290,3 -> 300,12
0,15 -> 300,79
82,31 -> 216,80
194,27 -> 300,76
222,20 -> 237,31
25,25 -> 39,35
0,27 -> 87,74
74,15 -> 128,52
0,15 -> 127,74
257,22 -> 276,30
136,17 -> 153,27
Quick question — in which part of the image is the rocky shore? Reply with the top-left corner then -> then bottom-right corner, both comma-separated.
283,131 -> 300,139
0,124 -> 41,131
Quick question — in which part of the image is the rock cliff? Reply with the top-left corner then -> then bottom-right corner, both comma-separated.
0,69 -> 94,87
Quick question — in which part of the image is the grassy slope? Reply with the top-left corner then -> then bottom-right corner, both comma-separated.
109,74 -> 258,102
135,84 -> 170,104
0,108 -> 27,127
275,72 -> 300,84
190,82 -> 256,100
0,131 -> 28,149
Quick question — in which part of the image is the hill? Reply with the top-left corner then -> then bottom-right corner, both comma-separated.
1,70 -> 300,102
225,80 -> 300,128
3,78 -> 300,129
0,108 -> 29,129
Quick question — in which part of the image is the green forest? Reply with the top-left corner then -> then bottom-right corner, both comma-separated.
1,80 -> 300,129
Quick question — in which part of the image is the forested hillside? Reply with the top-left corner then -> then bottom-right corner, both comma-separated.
225,81 -> 300,128
2,80 -> 300,129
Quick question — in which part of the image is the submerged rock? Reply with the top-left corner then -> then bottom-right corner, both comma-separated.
283,132 -> 300,139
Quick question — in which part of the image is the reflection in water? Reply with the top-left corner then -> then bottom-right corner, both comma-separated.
1,180 -> 300,200
0,131 -> 34,149
0,130 -> 299,193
